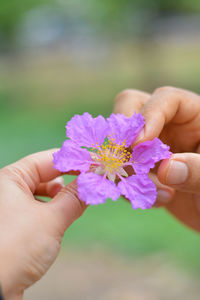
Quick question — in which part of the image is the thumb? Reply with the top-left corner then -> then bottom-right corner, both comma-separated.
49,180 -> 87,233
157,153 -> 200,194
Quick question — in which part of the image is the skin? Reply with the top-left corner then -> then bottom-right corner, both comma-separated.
0,149 -> 86,299
1,86 -> 200,298
114,86 -> 200,233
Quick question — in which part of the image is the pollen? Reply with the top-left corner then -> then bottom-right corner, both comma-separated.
95,138 -> 132,173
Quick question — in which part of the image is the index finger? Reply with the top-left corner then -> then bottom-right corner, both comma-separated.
114,89 -> 150,116
135,86 -> 200,143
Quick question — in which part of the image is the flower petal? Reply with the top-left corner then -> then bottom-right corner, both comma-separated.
77,173 -> 120,205
53,140 -> 93,173
118,175 -> 156,209
132,138 -> 171,174
107,113 -> 144,147
66,113 -> 109,147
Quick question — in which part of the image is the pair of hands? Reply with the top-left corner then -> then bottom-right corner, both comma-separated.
1,86 -> 200,299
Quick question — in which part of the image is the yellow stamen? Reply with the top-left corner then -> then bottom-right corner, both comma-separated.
94,139 -> 132,173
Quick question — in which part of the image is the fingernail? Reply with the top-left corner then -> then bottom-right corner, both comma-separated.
157,189 -> 172,203
53,177 -> 64,185
166,160 -> 188,185
134,128 -> 144,143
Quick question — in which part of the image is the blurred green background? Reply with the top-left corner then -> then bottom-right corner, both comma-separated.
1,0 -> 200,299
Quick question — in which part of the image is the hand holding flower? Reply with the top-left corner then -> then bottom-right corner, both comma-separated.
53,112 -> 171,209
0,150 -> 86,299
114,87 -> 200,232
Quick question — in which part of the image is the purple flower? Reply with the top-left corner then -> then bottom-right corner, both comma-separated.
53,113 -> 171,209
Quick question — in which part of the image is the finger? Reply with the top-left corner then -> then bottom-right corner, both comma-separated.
1,149 -> 62,193
148,173 -> 175,207
113,89 -> 150,116
35,177 -> 64,198
166,192 -> 200,233
65,170 -> 80,176
134,86 -> 200,144
158,153 -> 200,194
49,180 -> 87,232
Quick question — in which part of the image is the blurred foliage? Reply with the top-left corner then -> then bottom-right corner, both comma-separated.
0,0 -> 53,39
1,0 -> 200,46
84,0 -> 200,24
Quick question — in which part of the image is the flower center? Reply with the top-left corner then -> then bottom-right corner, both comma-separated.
90,137 -> 132,181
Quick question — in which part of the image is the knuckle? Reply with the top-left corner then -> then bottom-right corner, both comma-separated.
74,199 -> 87,218
1,165 -> 24,180
114,89 -> 138,104
114,89 -> 149,104
153,86 -> 184,107
154,86 -> 178,95
0,164 -> 32,191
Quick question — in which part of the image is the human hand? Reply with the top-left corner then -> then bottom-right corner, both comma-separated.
114,87 -> 200,232
0,150 -> 86,299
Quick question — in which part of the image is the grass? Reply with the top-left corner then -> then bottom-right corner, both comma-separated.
64,195 -> 200,273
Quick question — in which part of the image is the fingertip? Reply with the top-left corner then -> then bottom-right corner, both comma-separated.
47,177 -> 65,197
140,107 -> 165,142
157,188 -> 174,204
154,186 -> 175,208
132,125 -> 158,147
132,128 -> 145,146
113,89 -> 150,116
157,158 -> 171,184
48,183 -> 63,198
132,116 -> 162,146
